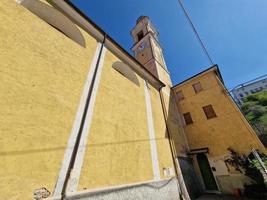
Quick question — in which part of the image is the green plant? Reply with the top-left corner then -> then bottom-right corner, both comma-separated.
225,148 -> 265,186
241,90 -> 267,137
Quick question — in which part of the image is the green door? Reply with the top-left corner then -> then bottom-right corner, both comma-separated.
197,153 -> 218,191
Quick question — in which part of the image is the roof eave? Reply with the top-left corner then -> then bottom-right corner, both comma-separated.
49,0 -> 165,89
171,64 -> 225,89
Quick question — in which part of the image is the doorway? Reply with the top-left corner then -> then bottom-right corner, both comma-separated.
178,157 -> 203,199
197,153 -> 218,191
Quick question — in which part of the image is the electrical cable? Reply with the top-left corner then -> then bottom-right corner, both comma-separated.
177,0 -> 214,65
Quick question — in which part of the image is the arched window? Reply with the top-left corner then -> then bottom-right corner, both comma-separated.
112,61 -> 140,87
17,0 -> 86,47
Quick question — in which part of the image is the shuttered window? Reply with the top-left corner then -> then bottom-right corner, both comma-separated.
175,90 -> 184,101
192,82 -> 203,93
203,105 -> 217,119
183,112 -> 193,125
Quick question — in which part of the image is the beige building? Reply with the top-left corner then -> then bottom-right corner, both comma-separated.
0,0 -> 265,199
232,75 -> 267,106
172,66 -> 266,195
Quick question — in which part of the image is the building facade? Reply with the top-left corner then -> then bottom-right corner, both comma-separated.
232,75 -> 267,105
0,0 -> 266,200
0,0 -> 189,199
172,67 -> 266,194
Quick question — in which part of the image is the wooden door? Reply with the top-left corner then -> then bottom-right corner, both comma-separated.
197,154 -> 218,191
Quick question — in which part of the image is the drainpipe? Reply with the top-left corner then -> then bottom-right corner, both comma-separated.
60,35 -> 106,200
158,89 -> 186,200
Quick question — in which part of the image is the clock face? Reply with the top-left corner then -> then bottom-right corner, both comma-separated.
137,42 -> 145,52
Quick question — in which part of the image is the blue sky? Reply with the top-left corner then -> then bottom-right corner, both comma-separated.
71,0 -> 267,89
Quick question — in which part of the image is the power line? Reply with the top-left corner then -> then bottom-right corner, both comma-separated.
177,0 -> 214,65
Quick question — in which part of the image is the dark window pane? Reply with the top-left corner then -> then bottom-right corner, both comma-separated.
192,82 -> 203,93
183,112 -> 193,125
203,105 -> 217,119
137,31 -> 144,41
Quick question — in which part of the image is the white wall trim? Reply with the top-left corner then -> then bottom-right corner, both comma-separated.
144,81 -> 161,181
47,0 -> 164,90
53,43 -> 102,196
161,87 -> 171,97
67,46 -> 107,192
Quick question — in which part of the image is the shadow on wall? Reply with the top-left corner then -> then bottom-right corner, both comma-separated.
164,91 -> 188,153
0,137 -> 168,157
20,0 -> 86,47
164,90 -> 203,199
112,61 -> 140,87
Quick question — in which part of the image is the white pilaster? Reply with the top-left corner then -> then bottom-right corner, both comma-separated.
67,46 -> 107,192
53,43 -> 105,196
144,81 -> 161,181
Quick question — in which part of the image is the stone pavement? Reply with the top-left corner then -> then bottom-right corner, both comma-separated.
196,194 -> 253,200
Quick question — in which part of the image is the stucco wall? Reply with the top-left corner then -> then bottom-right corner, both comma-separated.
0,1 -> 97,199
157,64 -> 172,86
216,174 -> 254,194
149,85 -> 175,178
161,89 -> 189,156
173,71 -> 265,157
1,1 -> 182,199
78,49 -> 176,191
78,50 -> 154,190
173,70 -> 266,194
71,179 -> 179,200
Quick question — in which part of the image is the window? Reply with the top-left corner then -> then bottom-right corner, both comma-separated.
175,90 -> 184,101
203,105 -> 217,119
137,31 -> 144,41
192,82 -> 203,93
183,112 -> 193,125
239,93 -> 244,97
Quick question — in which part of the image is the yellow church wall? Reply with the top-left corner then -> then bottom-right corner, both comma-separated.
78,50 -> 154,190
173,71 -> 265,157
0,1 -> 98,199
149,85 -> 175,178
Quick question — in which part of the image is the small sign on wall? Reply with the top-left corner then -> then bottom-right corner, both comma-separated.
163,167 -> 175,177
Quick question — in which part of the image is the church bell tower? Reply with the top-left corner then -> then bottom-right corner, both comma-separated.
131,16 -> 172,86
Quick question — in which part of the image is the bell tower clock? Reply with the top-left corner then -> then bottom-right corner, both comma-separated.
131,16 -> 172,86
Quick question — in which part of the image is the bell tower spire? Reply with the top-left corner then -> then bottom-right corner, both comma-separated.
131,16 -> 172,86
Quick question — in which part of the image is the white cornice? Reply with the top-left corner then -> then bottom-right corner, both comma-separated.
48,0 -> 164,90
